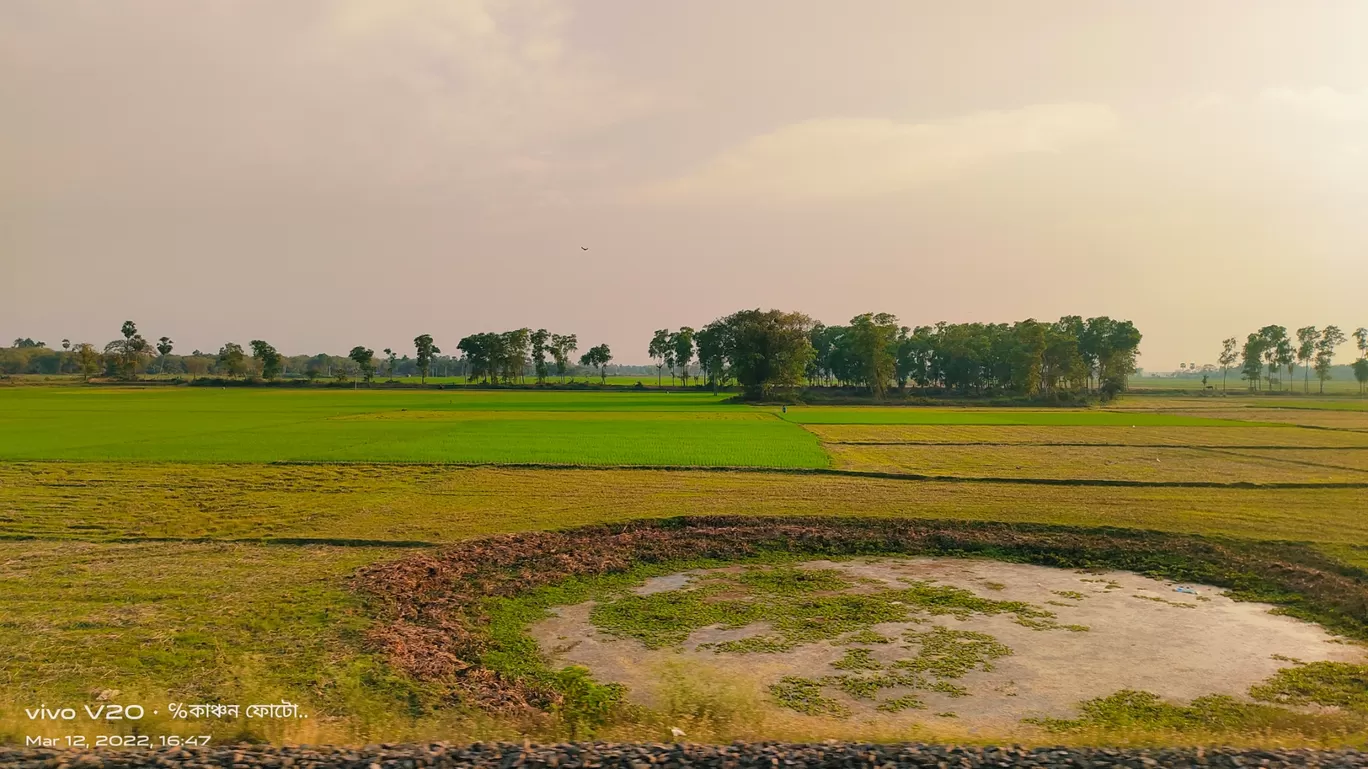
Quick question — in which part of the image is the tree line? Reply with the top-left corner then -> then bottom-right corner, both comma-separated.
651,311 -> 1142,400
18,313 -> 1368,398
1215,325 -> 1368,394
1,322 -> 620,386
5,312 -> 1143,400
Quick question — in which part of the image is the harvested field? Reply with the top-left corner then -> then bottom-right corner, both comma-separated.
824,444 -> 1368,483
777,408 -> 1249,427
5,463 -> 1368,556
807,424 -> 1368,448
1112,408 -> 1368,431
532,558 -> 1366,732
0,539 -> 404,741
1224,448 -> 1368,473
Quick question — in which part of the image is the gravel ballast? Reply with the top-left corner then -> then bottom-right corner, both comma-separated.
2,742 -> 1367,769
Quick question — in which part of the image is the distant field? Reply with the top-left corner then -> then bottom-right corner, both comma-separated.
0,387 -> 826,467
776,406 -> 1255,427
1248,399 -> 1368,411
825,443 -> 1368,484
1124,408 -> 1368,431
808,424 -> 1368,448
1129,375 -> 1363,394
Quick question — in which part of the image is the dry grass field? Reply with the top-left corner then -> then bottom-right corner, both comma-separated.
2,388 -> 1367,746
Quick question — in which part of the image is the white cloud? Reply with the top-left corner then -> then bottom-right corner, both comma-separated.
315,0 -> 655,154
641,103 -> 1119,204
1259,86 -> 1368,122
0,0 -> 658,206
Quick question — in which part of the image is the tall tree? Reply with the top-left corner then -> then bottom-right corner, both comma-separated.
184,355 -> 209,380
1078,317 -> 1114,392
718,308 -> 816,399
217,342 -> 247,377
1314,326 -> 1346,394
1009,319 -> 1048,396
1295,326 -> 1319,394
457,333 -> 494,383
1351,328 -> 1368,396
579,344 -> 612,384
249,340 -> 282,380
1276,337 -> 1294,393
499,328 -> 531,383
104,320 -> 148,380
1258,325 -> 1288,390
1240,333 -> 1265,391
648,329 -> 671,387
550,333 -> 578,383
156,337 -> 174,374
75,343 -> 101,382
694,322 -> 729,394
413,334 -> 438,384
530,329 -> 551,385
1352,328 -> 1368,397
1097,318 -> 1142,397
847,312 -> 900,398
671,327 -> 695,386
348,346 -> 376,384
1217,337 -> 1239,392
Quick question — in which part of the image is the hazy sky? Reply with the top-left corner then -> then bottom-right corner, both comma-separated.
4,1 -> 1367,368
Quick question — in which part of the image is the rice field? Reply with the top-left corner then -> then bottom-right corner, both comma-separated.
0,388 -> 826,467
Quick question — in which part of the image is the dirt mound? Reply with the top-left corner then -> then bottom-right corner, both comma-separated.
351,516 -> 1368,713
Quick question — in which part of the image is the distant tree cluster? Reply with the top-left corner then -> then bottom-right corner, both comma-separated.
4,314 -> 1141,400
649,310 -> 814,398
648,311 -> 1140,400
1218,324 -> 1368,394
808,315 -> 1141,399
647,328 -> 696,387
0,319 -> 627,387
456,329 -> 595,384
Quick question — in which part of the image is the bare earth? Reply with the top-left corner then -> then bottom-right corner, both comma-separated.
530,558 -> 1367,733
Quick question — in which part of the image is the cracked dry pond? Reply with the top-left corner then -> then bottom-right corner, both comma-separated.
529,558 -> 1367,732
